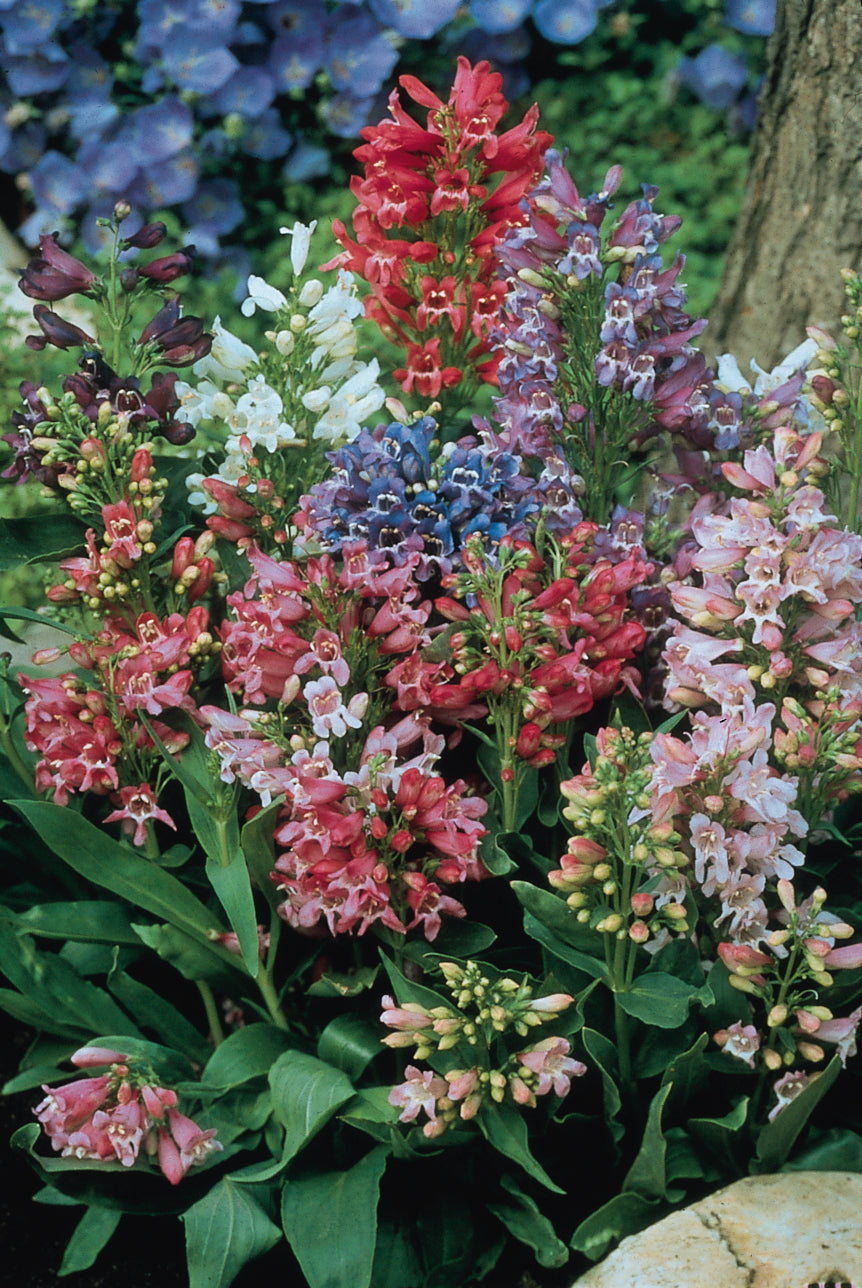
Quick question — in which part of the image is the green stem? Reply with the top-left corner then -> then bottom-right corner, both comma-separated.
256,963 -> 289,1031
196,979 -> 225,1046
0,723 -> 37,796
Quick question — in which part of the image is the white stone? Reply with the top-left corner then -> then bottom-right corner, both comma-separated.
572,1172 -> 862,1288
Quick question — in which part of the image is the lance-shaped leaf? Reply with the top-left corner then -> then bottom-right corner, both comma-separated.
269,1051 -> 356,1165
183,1179 -> 282,1288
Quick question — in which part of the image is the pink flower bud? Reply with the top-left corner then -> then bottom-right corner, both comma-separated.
70,1046 -> 128,1067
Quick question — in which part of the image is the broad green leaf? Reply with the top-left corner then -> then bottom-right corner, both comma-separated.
488,1174 -> 569,1268
478,829 -> 518,876
402,917 -> 496,968
9,801 -> 227,954
753,1055 -> 842,1173
183,1179 -> 281,1288
786,1126 -> 862,1173
570,1191 -> 662,1261
317,1013 -> 384,1080
84,1035 -> 197,1084
418,1197 -> 503,1288
372,1217 -> 425,1288
0,512 -> 88,570
614,971 -> 712,1029
660,1032 -> 710,1106
521,911 -> 608,982
58,1207 -> 121,1276
511,882 -> 605,958
477,1101 -> 564,1194
339,1086 -> 401,1142
269,1050 -> 356,1163
16,901 -> 139,945
281,1148 -> 388,1288
688,1098 -> 750,1174
203,1024 -> 294,1090
581,1028 -> 624,1148
622,1082 -> 671,1200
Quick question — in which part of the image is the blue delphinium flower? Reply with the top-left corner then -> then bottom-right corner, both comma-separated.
467,0 -> 531,35
725,0 -> 775,37
326,13 -> 398,95
367,0 -> 462,40
533,0 -> 599,44
675,45 -> 749,111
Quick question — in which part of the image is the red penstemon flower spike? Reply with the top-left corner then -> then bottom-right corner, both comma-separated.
328,56 -> 552,413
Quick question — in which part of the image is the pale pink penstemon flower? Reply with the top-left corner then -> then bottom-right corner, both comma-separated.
33,1046 -> 221,1184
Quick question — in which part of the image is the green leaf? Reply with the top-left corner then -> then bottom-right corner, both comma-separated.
280,1147 -> 388,1288
753,1055 -> 842,1173
105,963 -> 210,1065
614,971 -> 712,1029
786,1126 -> 862,1173
488,1174 -> 569,1268
204,840 -> 261,979
58,1207 -> 122,1277
570,1191 -> 663,1261
339,1087 -> 401,1142
307,966 -> 380,998
183,1179 -> 282,1288
8,801 -> 227,955
144,715 -> 261,978
0,603 -> 93,641
317,1013 -> 384,1081
581,1028 -> 624,1148
622,1082 -> 671,1200
478,828 -> 518,876
16,901 -> 139,945
477,1101 -> 564,1194
511,882 -> 605,958
132,923 -> 238,986
269,1051 -> 356,1164
0,513 -> 87,571
241,800 -> 283,912
0,909 -> 140,1039
688,1098 -> 750,1174
202,1024 -> 294,1090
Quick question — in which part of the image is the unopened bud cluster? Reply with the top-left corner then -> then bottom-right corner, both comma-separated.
550,725 -> 689,944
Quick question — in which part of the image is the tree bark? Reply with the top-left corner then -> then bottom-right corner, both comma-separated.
705,0 -> 862,371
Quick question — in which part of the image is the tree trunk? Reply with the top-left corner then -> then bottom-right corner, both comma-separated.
705,0 -> 862,371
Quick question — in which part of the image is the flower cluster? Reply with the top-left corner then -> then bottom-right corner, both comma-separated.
183,223 -> 385,552
383,960 -> 583,1136
426,527 -> 649,827
3,215 -> 210,489
663,426 -> 862,830
551,724 -> 691,945
715,879 -> 862,1115
328,56 -> 551,415
301,415 -> 540,578
34,1046 -> 220,1184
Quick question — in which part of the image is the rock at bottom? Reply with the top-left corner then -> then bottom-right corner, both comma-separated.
571,1171 -> 862,1288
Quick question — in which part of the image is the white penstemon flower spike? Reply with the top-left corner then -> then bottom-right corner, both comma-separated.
715,337 -> 818,396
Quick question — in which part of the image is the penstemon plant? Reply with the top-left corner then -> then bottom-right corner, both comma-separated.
2,58 -> 862,1288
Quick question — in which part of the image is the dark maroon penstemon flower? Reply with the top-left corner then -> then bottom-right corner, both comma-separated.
26,304 -> 96,351
18,233 -> 97,301
137,246 -> 197,283
137,297 -> 212,367
121,221 -> 168,251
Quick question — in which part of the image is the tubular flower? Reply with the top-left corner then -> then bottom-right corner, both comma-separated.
328,56 -> 551,412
